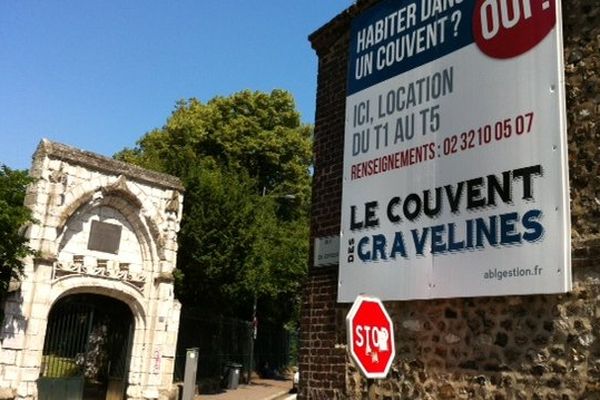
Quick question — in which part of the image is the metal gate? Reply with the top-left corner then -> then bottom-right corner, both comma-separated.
38,294 -> 133,400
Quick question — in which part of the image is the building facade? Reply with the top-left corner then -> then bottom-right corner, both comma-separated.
300,1 -> 600,398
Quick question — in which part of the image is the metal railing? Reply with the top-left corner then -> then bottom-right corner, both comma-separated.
173,308 -> 296,383
174,311 -> 252,382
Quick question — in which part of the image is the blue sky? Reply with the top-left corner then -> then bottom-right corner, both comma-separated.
0,1 -> 352,170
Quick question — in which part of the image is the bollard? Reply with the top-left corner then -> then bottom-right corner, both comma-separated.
182,348 -> 199,400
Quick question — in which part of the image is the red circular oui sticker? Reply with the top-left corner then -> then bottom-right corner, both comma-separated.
473,0 -> 556,59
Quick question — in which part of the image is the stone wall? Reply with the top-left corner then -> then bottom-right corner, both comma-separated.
299,0 -> 600,399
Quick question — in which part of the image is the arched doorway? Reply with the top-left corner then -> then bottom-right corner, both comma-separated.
38,294 -> 134,400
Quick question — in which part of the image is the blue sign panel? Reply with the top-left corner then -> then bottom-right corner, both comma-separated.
348,0 -> 475,95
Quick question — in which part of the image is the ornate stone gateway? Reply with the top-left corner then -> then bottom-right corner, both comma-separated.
0,140 -> 184,400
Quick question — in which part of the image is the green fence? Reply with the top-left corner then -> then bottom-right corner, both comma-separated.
173,308 -> 295,383
174,310 -> 252,382
254,322 -> 297,374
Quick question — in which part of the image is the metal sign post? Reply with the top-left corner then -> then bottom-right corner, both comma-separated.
182,348 -> 199,400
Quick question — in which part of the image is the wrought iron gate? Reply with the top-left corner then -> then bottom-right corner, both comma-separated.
38,295 -> 133,400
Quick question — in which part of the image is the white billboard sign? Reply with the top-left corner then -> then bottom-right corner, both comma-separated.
339,0 -> 571,302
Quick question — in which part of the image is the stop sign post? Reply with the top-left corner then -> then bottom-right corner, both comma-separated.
346,295 -> 395,379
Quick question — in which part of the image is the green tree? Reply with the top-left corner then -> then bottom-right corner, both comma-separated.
117,89 -> 311,201
116,90 -> 312,323
0,166 -> 35,320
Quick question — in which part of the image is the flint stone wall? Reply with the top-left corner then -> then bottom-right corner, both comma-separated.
299,0 -> 600,399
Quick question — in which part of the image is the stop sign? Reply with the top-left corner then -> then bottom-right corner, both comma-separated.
346,295 -> 395,379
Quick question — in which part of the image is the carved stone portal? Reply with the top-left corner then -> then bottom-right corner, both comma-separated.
0,139 -> 185,400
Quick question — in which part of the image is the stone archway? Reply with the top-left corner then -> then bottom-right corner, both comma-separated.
0,140 -> 184,400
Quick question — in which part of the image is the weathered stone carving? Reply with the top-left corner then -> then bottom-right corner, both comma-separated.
165,191 -> 180,215
48,167 -> 66,184
53,258 -> 147,292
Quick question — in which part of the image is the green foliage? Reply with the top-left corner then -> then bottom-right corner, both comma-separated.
116,89 -> 312,202
0,166 -> 35,303
117,90 -> 312,323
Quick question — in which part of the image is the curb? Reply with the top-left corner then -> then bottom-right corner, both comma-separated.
263,389 -> 292,400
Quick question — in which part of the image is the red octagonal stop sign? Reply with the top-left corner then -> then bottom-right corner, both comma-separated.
346,295 -> 395,379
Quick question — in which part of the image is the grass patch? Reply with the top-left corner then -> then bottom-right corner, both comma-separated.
41,355 -> 81,378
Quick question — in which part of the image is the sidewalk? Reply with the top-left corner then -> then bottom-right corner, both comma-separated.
194,378 -> 293,400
